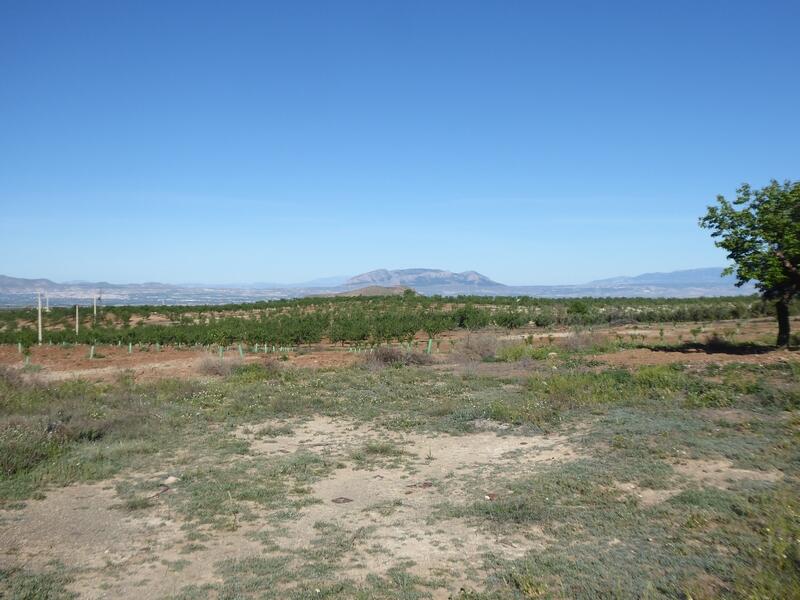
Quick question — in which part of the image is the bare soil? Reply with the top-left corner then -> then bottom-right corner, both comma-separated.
594,346 -> 798,367
1,414 -> 783,599
0,345 -> 359,382
1,417 -> 578,598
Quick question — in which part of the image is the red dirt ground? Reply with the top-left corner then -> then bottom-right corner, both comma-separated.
1,317 -> 797,381
0,345 -> 359,382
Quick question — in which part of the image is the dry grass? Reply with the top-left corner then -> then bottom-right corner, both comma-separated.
455,334 -> 498,362
0,334 -> 799,599
196,356 -> 243,377
364,346 -> 434,369
561,330 -> 613,353
0,364 -> 23,387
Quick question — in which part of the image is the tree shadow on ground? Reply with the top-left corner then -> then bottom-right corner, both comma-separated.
650,338 -> 778,356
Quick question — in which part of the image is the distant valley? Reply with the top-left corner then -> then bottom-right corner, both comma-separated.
0,267 -> 755,307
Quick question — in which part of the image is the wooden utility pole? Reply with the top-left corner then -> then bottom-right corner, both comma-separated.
37,292 -> 43,345
93,295 -> 97,320
75,305 -> 79,335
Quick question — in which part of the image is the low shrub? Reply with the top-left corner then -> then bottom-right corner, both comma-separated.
196,356 -> 243,377
563,330 -> 614,353
0,366 -> 23,387
0,418 -> 64,477
457,334 -> 498,362
494,310 -> 529,329
231,359 -> 280,382
366,347 -> 434,368
497,343 -> 554,362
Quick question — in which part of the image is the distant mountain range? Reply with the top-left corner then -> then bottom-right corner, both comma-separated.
0,267 -> 754,307
588,267 -> 739,286
345,269 -> 499,289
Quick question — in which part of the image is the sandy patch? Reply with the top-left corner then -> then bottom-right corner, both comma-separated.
237,417 -> 575,591
614,456 -> 783,508
1,417 -> 580,598
672,458 -> 783,489
0,481 -> 267,599
614,481 -> 681,507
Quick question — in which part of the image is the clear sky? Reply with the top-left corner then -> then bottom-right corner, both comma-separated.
1,1 -> 798,286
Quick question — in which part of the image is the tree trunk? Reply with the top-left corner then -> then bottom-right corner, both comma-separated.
776,298 -> 790,347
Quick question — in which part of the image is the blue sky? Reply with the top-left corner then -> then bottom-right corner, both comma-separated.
1,1 -> 798,286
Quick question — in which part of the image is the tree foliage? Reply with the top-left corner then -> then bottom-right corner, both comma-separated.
700,179 -> 800,345
1,293 -> 792,348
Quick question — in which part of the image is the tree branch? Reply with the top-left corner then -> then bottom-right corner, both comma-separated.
774,249 -> 800,287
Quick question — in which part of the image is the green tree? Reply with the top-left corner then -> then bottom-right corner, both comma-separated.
699,180 -> 799,346
422,314 -> 450,344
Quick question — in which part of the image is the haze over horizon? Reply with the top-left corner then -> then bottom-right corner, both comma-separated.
0,265 -> 735,289
2,1 -> 798,286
